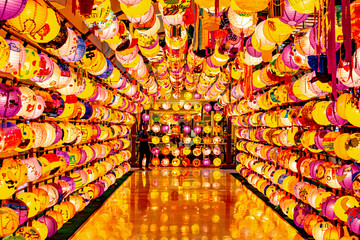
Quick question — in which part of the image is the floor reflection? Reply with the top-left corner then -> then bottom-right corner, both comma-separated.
71,168 -> 304,240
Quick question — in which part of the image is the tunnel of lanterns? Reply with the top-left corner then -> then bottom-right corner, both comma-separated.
0,0 -> 359,239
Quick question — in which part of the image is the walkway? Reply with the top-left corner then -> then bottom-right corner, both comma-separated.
70,168 -> 304,240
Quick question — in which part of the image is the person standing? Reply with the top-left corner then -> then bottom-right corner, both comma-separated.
138,124 -> 151,170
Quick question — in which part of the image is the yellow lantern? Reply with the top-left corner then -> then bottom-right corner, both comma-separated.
312,101 -> 331,126
32,220 -> 48,240
288,0 -> 318,14
162,135 -> 170,143
0,37 -> 10,70
231,0 -> 269,13
184,92 -> 192,100
28,8 -> 61,43
194,103 -> 202,111
152,136 -> 160,145
214,113 -> 223,121
0,207 -> 19,237
263,18 -> 296,44
17,192 -> 41,218
7,0 -> 48,34
12,48 -> 40,79
120,0 -> 151,18
193,136 -> 201,144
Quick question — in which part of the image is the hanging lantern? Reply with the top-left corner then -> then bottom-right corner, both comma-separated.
7,0 -> 48,34
11,48 -> 40,79
288,0 -> 317,14
0,84 -> 21,118
280,0 -> 308,25
29,8 -> 61,43
1,39 -> 26,73
17,87 -> 37,117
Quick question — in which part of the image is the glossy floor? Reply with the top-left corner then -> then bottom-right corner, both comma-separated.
70,168 -> 304,240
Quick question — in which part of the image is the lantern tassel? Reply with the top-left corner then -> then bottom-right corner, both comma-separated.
342,0 -> 352,62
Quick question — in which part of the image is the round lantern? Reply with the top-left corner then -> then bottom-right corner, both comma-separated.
21,157 -> 42,181
29,8 -> 61,43
214,113 -> 223,121
0,84 -> 21,118
152,124 -> 160,133
288,0 -> 317,14
193,126 -> 202,134
151,136 -> 160,144
151,147 -> 160,155
162,135 -> 170,143
0,207 -> 19,237
142,113 -> 150,121
17,87 -> 37,117
334,196 -> 360,222
183,102 -> 192,110
17,192 -> 40,218
11,48 -> 40,79
1,39 -> 26,73
346,133 -> 360,162
15,226 -> 41,239
0,0 -> 26,20
161,125 -> 170,133
183,125 -> 191,133
7,0 -> 48,34
2,199 -> 28,226
193,115 -> 201,122
38,216 -> 58,238
204,104 -> 212,112
312,222 -> 333,240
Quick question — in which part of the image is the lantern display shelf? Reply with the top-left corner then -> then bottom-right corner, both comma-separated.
16,159 -> 129,228
0,25 -> 138,106
238,147 -> 341,192
237,134 -> 348,161
26,0 -> 132,81
150,142 -> 227,145
236,163 -> 348,238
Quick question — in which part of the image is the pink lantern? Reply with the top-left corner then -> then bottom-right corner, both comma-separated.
322,196 -> 339,219
142,113 -> 150,121
280,0 -> 308,25
282,44 -> 300,69
203,158 -> 211,166
194,92 -> 202,99
151,147 -> 159,155
21,157 -> 42,182
0,0 -> 26,20
161,125 -> 169,133
336,164 -> 360,189
31,54 -> 54,83
204,103 -> 212,112
246,37 -> 262,58
24,94 -> 45,119
183,125 -> 191,133
193,126 -> 202,134
347,207 -> 360,235
326,102 -> 348,125
172,113 -> 180,121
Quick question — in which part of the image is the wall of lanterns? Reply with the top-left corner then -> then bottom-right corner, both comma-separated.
0,0 -> 147,238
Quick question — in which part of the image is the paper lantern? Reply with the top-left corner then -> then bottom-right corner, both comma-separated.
313,222 -> 333,240
45,211 -> 63,233
15,226 -> 41,239
326,102 -> 348,125
288,0 -> 317,14
336,164 -> 360,189
32,220 -> 48,240
204,103 -> 212,112
348,207 -> 360,235
38,216 -> 57,238
39,184 -> 59,208
17,86 -> 37,117
7,0 -> 48,34
214,113 -> 223,121
152,136 -> 160,144
151,147 -> 159,155
11,47 -> 41,79
280,0 -> 309,25
334,196 -> 360,222
142,113 -> 150,121
231,0 -> 269,12
0,207 -> 19,237
294,28 -> 315,56
193,126 -> 202,134
161,125 -> 170,133
0,122 -> 22,152
0,84 -> 21,118
1,39 -> 26,73
2,199 -> 28,226
0,0 -> 26,20
21,157 -> 42,182
263,18 -> 296,44
62,35 -> 86,62
152,124 -> 160,133
29,8 -> 61,43
17,192 -> 40,218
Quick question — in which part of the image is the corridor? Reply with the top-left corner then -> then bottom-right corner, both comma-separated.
70,169 -> 304,240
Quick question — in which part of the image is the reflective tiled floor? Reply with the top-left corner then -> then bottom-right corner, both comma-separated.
71,168 -> 304,240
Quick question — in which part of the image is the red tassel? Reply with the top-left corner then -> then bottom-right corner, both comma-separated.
342,0 -> 352,62
329,0 -> 337,100
215,0 -> 219,17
